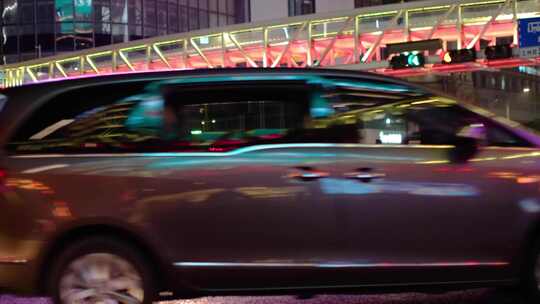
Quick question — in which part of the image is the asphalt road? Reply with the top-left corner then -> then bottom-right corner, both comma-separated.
0,289 -> 527,304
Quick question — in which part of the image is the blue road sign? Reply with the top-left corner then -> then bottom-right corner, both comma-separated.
519,17 -> 540,58
519,17 -> 540,48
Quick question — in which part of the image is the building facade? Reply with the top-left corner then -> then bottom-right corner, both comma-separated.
249,0 -> 405,22
0,0 -> 411,64
0,0 -> 250,64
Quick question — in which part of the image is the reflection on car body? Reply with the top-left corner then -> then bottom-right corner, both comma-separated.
320,178 -> 480,197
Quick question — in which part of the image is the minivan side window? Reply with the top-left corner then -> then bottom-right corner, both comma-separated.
7,81 -> 156,154
158,83 -> 311,152
7,81 -> 314,154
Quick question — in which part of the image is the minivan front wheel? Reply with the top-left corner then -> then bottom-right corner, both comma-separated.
47,237 -> 156,304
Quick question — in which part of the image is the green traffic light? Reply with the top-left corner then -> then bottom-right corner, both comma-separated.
389,52 -> 425,69
407,54 -> 420,66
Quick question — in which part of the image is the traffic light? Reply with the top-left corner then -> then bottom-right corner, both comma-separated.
442,48 -> 476,64
485,44 -> 513,60
389,52 -> 425,69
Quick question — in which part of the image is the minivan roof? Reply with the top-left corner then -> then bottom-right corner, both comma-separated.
2,67 -> 418,94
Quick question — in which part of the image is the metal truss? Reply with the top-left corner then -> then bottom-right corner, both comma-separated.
2,0 -> 540,87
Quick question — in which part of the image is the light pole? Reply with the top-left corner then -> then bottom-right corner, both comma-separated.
35,44 -> 42,58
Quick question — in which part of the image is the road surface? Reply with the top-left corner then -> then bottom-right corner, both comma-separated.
0,289 -> 523,304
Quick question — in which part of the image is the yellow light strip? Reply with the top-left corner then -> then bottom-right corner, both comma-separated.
315,16 -> 354,67
190,38 -> 214,68
118,50 -> 135,71
55,56 -> 80,64
85,51 -> 114,74
154,38 -> 186,48
118,45 -> 148,71
228,33 -> 258,67
155,39 -> 188,67
460,0 -> 505,7
54,62 -> 68,77
361,9 -> 404,63
85,56 -> 100,73
271,21 -> 309,68
119,45 -> 148,52
54,56 -> 82,78
26,67 -> 38,82
267,22 -> 304,30
86,50 -> 114,57
229,27 -> 264,35
408,5 -> 452,12
25,63 -> 50,82
152,44 -> 172,68
26,63 -> 50,70
310,17 -> 350,25
357,10 -> 398,18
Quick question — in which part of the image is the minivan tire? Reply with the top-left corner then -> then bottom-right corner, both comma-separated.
46,236 -> 156,304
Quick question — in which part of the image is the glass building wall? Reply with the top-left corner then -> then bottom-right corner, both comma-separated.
355,0 -> 417,8
0,0 -> 250,64
288,0 -> 315,17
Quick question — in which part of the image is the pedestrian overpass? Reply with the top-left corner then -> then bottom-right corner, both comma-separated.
2,0 -> 540,87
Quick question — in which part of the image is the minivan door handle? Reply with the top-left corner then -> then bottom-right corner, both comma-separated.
345,168 -> 386,183
288,166 -> 329,181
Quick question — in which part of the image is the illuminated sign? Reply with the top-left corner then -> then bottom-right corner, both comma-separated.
56,0 -> 93,34
528,21 -> 540,33
519,17 -> 540,58
75,0 -> 92,15
379,131 -> 402,144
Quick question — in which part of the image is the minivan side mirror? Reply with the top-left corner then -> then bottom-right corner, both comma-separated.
448,124 -> 486,163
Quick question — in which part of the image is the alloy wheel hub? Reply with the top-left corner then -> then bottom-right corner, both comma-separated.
59,253 -> 144,304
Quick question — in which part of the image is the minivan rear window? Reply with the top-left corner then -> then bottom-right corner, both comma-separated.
7,81 -> 151,153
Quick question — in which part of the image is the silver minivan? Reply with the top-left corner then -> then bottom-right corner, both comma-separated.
1,69 -> 540,304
